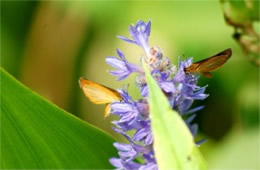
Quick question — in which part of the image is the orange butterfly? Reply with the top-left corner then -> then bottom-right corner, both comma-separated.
79,78 -> 122,117
185,48 -> 232,78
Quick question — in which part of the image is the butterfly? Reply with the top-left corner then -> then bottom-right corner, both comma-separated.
184,48 -> 232,78
79,78 -> 122,118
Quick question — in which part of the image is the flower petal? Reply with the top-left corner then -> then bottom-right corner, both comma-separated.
189,124 -> 198,137
145,132 -> 153,145
141,85 -> 149,97
159,81 -> 176,93
139,163 -> 158,170
111,103 -> 134,114
117,35 -> 137,44
109,158 -> 123,168
184,105 -> 205,115
116,48 -> 126,60
185,114 -> 197,124
106,57 -> 126,69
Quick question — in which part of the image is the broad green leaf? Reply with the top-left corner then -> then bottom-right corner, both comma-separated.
0,68 -> 117,169
143,62 -> 207,170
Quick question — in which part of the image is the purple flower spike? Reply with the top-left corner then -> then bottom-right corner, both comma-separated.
106,49 -> 142,80
118,20 -> 151,56
105,19 -> 209,169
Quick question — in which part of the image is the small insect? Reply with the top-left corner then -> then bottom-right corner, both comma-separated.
185,48 -> 232,78
79,78 -> 122,118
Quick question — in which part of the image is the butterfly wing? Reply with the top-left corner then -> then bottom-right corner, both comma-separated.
185,48 -> 232,77
79,78 -> 122,104
104,103 -> 111,118
201,72 -> 212,78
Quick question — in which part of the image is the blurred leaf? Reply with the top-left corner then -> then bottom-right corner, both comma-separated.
143,62 -> 207,170
208,129 -> 259,169
238,81 -> 259,128
1,1 -> 37,77
221,0 -> 259,24
67,21 -> 96,116
221,0 -> 260,66
0,68 -> 117,169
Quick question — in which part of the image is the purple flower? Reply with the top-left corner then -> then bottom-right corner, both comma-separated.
106,49 -> 142,80
118,20 -> 151,55
113,143 -> 138,162
106,19 -> 208,169
133,125 -> 153,145
174,57 -> 193,82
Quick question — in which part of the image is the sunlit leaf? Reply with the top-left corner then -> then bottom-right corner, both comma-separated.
143,62 -> 208,170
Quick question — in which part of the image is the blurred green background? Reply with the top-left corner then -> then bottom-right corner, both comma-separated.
1,1 -> 259,169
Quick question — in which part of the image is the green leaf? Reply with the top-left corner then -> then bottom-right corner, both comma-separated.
0,68 -> 117,169
143,62 -> 208,170
221,0 -> 259,25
